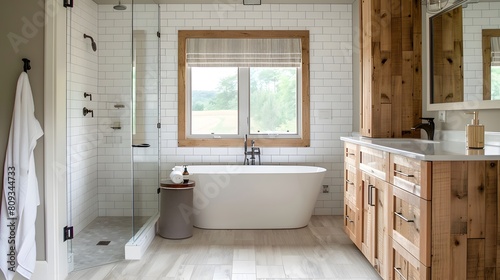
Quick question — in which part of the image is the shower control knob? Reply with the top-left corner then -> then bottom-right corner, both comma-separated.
83,107 -> 94,117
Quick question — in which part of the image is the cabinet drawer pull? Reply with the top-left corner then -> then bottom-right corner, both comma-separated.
368,185 -> 375,206
394,170 -> 415,178
345,179 -> 354,185
347,152 -> 355,156
394,267 -> 407,280
394,212 -> 414,223
345,215 -> 354,223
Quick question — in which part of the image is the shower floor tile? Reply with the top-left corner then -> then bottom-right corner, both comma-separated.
72,216 -> 149,271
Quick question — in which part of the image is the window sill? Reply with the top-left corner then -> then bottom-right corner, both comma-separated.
178,138 -> 310,147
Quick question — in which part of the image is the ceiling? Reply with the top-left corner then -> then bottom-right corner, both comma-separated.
93,0 -> 356,5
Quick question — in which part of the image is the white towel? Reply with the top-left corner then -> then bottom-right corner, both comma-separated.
0,72 -> 43,280
170,170 -> 183,184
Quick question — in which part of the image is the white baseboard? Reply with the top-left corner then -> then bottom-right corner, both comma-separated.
17,261 -> 48,280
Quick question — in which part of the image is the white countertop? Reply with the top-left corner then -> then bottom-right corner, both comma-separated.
340,136 -> 500,161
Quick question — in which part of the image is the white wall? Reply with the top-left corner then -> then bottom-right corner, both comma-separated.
0,0 -> 46,261
159,3 -> 353,215
67,0 -> 99,234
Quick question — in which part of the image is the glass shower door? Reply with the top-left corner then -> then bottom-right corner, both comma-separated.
131,3 -> 160,238
65,0 -> 101,271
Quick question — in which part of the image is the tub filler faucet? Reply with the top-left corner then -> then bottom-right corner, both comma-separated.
244,134 -> 261,165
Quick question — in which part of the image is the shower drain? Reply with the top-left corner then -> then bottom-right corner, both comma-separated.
96,241 -> 111,246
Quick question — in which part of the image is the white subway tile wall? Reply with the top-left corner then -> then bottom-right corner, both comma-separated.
67,0 -> 99,235
158,3 -> 353,215
96,4 -> 160,218
71,3 -> 352,219
463,2 -> 500,100
97,4 -> 134,217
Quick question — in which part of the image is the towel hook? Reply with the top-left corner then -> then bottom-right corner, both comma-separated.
22,58 -> 31,72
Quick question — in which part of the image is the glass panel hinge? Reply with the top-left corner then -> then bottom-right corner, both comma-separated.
64,226 -> 74,241
63,0 -> 74,8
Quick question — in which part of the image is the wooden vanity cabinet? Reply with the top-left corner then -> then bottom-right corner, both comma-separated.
343,143 -> 361,248
361,171 -> 389,278
389,154 -> 432,267
344,143 -> 390,278
390,237 -> 431,280
359,146 -> 389,181
431,161 -> 500,279
344,141 -> 500,279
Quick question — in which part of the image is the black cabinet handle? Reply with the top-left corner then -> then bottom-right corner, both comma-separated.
368,184 -> 375,206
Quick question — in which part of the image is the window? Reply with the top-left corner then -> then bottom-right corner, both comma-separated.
178,30 -> 310,147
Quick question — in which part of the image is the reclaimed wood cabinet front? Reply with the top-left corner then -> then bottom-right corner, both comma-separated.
359,0 -> 422,138
361,171 -> 389,278
343,141 -> 500,279
431,161 -> 500,279
344,143 -> 361,249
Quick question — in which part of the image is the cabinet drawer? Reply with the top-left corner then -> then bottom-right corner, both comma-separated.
344,142 -> 358,167
391,238 -> 430,280
344,163 -> 358,205
389,184 -> 431,267
390,154 -> 431,200
359,146 -> 388,181
344,200 -> 360,248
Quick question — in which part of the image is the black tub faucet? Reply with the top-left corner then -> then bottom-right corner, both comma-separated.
243,134 -> 261,165
412,118 -> 435,140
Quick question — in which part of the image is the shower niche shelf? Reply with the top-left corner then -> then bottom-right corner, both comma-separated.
111,121 -> 121,130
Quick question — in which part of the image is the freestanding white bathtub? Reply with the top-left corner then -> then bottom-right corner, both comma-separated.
185,165 -> 326,229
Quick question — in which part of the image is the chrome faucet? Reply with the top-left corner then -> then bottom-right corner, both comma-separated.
412,118 -> 435,140
243,134 -> 261,165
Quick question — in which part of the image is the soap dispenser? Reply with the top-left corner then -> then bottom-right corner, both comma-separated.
182,165 -> 190,183
465,111 -> 484,149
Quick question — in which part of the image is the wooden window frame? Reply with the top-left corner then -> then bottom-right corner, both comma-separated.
178,30 -> 310,147
483,29 -> 500,101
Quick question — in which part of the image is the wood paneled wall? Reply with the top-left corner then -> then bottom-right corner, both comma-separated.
360,0 -> 422,138
431,7 -> 464,103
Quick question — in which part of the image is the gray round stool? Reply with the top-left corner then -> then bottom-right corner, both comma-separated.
158,180 -> 195,239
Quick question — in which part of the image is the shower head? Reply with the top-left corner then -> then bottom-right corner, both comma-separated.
83,33 -> 97,52
113,1 -> 127,10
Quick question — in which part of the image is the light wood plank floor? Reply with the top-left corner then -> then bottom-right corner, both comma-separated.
67,216 -> 381,280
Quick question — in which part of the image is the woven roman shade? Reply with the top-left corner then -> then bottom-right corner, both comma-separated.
186,38 -> 302,67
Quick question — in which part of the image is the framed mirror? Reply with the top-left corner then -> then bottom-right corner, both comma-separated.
483,29 -> 500,100
427,0 -> 500,110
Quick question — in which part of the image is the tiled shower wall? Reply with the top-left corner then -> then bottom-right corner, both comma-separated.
463,1 -> 500,101
159,3 -> 353,215
67,0 -> 99,234
96,5 -> 133,217
96,5 -> 160,217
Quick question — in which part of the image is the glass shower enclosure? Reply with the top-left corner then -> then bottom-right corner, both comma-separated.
66,0 -> 160,271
